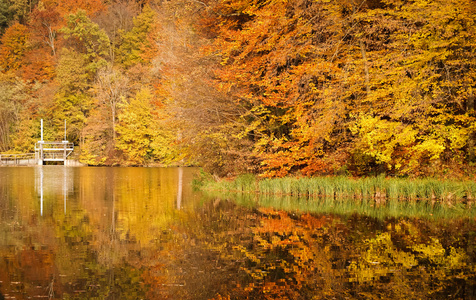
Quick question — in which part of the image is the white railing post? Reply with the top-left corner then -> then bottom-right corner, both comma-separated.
63,140 -> 68,165
39,142 -> 44,165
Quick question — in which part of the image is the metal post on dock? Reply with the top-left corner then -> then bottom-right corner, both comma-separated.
39,143 -> 44,165
40,166 -> 44,216
63,119 -> 68,165
38,119 -> 44,165
64,142 -> 67,164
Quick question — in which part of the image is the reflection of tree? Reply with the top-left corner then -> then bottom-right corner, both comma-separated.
157,201 -> 476,300
348,220 -> 476,299
227,208 -> 348,299
142,200 -> 254,299
2,168 -> 476,299
0,168 -> 156,299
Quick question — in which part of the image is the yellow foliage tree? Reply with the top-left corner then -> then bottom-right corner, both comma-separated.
115,88 -> 154,165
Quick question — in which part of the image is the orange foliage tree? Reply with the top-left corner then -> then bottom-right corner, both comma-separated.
196,0 -> 476,177
0,22 -> 30,73
48,0 -> 105,18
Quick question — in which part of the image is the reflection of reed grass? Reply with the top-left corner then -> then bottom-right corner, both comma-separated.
201,175 -> 476,205
203,190 -> 475,220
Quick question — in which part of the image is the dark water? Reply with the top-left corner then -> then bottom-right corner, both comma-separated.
0,167 -> 475,299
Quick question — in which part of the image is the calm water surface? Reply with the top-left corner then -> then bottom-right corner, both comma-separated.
0,167 -> 475,299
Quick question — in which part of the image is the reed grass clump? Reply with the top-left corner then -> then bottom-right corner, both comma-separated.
200,174 -> 476,205
234,173 -> 257,192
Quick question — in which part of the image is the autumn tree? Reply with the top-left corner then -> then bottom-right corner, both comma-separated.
94,0 -> 140,61
115,88 -> 155,165
0,22 -> 29,73
22,4 -> 59,82
115,3 -> 158,68
0,75 -> 28,151
94,65 -> 129,140
60,10 -> 110,74
192,0 -> 476,177
149,0 -> 257,174
28,1 -> 62,56
194,0 -> 340,176
0,1 -> 13,34
5,0 -> 36,24
53,0 -> 105,18
80,64 -> 129,164
349,0 -> 476,176
49,10 -> 111,145
12,80 -> 58,152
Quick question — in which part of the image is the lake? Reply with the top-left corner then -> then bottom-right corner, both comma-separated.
0,166 -> 475,299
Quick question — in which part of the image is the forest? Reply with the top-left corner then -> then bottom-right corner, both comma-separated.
0,0 -> 475,178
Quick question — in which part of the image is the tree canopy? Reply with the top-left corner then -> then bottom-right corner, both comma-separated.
0,0 -> 474,178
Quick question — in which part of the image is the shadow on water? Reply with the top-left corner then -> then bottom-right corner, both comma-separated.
0,167 -> 475,299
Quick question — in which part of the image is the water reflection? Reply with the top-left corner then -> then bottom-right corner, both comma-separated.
1,167 -> 200,299
35,166 -> 74,216
177,167 -> 183,210
0,167 -> 475,299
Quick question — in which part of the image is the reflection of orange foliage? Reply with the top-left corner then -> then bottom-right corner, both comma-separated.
234,209 -> 332,298
255,211 -> 294,236
256,210 -> 326,234
300,213 -> 326,229
256,207 -> 279,215
19,248 -> 56,282
142,263 -> 168,300
0,248 -> 62,298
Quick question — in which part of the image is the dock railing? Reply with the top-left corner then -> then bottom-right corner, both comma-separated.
0,142 -> 75,165
0,153 -> 36,165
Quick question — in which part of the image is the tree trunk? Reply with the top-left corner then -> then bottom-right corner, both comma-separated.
359,39 -> 370,97
467,92 -> 475,162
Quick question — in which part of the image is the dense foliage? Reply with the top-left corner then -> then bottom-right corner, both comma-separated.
0,0 -> 475,177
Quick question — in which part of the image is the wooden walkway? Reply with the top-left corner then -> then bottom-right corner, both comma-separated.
0,153 -> 36,165
0,141 -> 74,166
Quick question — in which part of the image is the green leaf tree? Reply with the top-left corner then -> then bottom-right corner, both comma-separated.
115,4 -> 158,68
60,9 -> 110,75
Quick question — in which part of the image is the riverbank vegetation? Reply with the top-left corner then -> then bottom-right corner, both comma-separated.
197,173 -> 476,208
0,0 -> 475,179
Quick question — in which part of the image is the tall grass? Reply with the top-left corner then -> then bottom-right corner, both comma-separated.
200,174 -> 476,205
